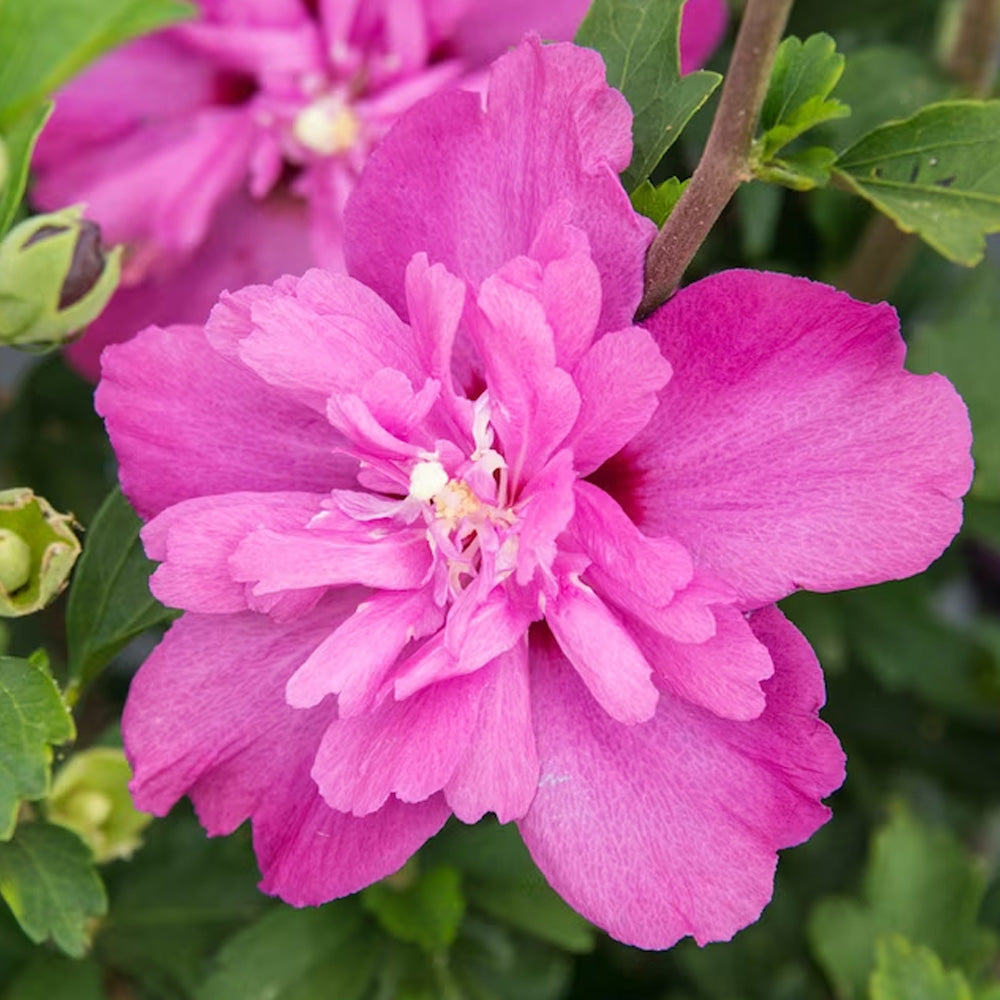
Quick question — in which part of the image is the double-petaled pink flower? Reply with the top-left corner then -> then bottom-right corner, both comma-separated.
33,0 -> 727,378
97,38 -> 972,948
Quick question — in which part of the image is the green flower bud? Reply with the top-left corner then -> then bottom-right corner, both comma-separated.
0,205 -> 121,349
48,748 -> 152,863
0,489 -> 80,617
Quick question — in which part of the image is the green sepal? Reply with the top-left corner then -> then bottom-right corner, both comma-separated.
0,489 -> 80,618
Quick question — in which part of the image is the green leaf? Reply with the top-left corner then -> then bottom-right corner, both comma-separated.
98,807 -> 266,997
755,145 -> 839,191
65,487 -> 177,702
2,953 -> 107,1000
758,34 -> 850,159
195,904 -> 377,1000
0,105 -> 51,238
817,45 -> 951,152
631,177 -> 688,226
425,820 -> 594,954
0,822 -> 106,958
870,936 -> 973,1000
907,262 -> 1000,500
0,0 -> 195,130
809,805 -> 994,1000
575,0 -> 721,192
451,918 -> 574,1000
0,656 -> 74,840
362,864 -> 465,953
832,101 -> 1000,266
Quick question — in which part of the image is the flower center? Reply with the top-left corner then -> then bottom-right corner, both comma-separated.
407,451 -> 517,599
292,96 -> 361,155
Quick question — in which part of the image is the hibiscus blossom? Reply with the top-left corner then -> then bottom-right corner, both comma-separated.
32,0 -> 729,379
96,39 -> 972,949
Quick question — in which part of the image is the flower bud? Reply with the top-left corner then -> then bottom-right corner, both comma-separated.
0,489 -> 80,617
0,205 -> 121,349
48,748 -> 153,862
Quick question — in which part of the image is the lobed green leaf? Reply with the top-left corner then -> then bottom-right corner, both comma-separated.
833,101 -> 1000,266
0,821 -> 106,958
0,655 -> 74,840
759,34 -> 850,159
809,805 -> 994,999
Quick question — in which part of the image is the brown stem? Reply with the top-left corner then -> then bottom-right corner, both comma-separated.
946,0 -> 1000,97
638,0 -> 796,316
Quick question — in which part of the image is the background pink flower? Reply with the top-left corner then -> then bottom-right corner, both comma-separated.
32,0 -> 729,378
96,38 -> 972,950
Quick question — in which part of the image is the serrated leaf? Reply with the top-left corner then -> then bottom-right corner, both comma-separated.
65,487 -> 177,702
0,822 -> 106,957
907,262 -> 1000,499
832,101 -> 1000,266
870,936 -> 973,1000
575,0 -> 721,192
809,805 -> 994,1000
0,0 -> 195,130
363,865 -> 465,953
630,177 -> 688,225
0,656 -> 74,840
195,904 -> 377,1000
0,105 -> 51,238
759,34 -> 850,159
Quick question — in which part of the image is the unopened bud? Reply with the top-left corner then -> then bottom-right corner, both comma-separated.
0,489 -> 80,617
49,748 -> 153,862
0,205 -> 121,349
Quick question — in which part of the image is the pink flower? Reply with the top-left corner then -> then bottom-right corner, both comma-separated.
97,39 -> 972,949
33,0 -> 729,379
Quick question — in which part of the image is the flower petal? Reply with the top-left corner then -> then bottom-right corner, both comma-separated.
97,324 -> 355,519
285,589 -> 444,713
143,491 -> 323,614
311,669 -> 490,815
445,643 -> 539,824
629,271 -> 973,605
231,525 -> 432,593
545,578 -> 659,724
570,326 -> 672,475
124,596 -> 358,831
345,37 -> 653,333
518,606 -> 844,949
